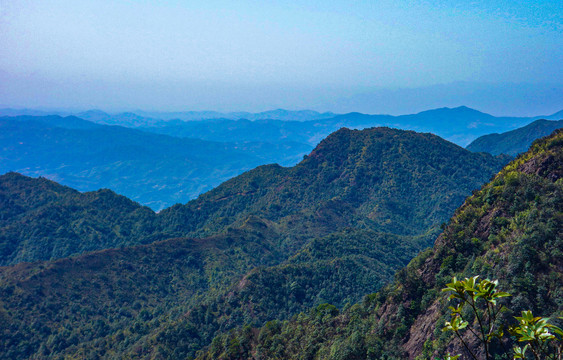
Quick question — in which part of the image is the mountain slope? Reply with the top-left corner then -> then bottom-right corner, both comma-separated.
88,127 -> 507,359
467,118 -> 563,156
200,129 -> 563,360
119,229 -> 430,360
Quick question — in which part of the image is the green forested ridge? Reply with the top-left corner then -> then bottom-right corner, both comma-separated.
199,129 -> 563,360
0,126 -> 509,359
467,118 -> 563,156
0,172 -> 160,265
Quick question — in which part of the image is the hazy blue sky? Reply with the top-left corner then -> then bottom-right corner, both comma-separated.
0,0 -> 561,115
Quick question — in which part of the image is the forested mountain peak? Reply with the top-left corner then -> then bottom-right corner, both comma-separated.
161,126 -> 507,240
304,126 -> 462,162
1,171 -> 77,198
200,129 -> 563,360
0,172 -> 138,210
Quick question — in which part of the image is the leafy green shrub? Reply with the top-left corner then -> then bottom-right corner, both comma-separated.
442,276 -> 563,360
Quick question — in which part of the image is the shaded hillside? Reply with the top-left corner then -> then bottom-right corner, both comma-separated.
0,116 -> 311,210
467,118 -> 563,156
0,114 -> 101,129
200,129 -> 563,360
0,212 -> 428,360
0,126 -> 510,359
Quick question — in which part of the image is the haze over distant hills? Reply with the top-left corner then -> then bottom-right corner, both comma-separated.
147,106 -> 562,147
138,106 -> 535,147
134,109 -> 338,122
3,105 -> 562,146
0,108 -> 336,124
0,116 -> 310,210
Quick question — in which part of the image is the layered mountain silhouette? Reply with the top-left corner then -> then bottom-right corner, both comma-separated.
0,126 -> 508,359
5,106 -> 559,147
140,106 -> 536,147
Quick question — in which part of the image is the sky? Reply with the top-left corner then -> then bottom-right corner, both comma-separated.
0,0 -> 561,115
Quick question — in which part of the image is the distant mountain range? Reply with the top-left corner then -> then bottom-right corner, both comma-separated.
0,108 -> 336,124
135,109 -> 338,122
2,106 -> 562,146
0,116 -> 310,210
0,126 -> 508,359
466,119 -> 563,156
